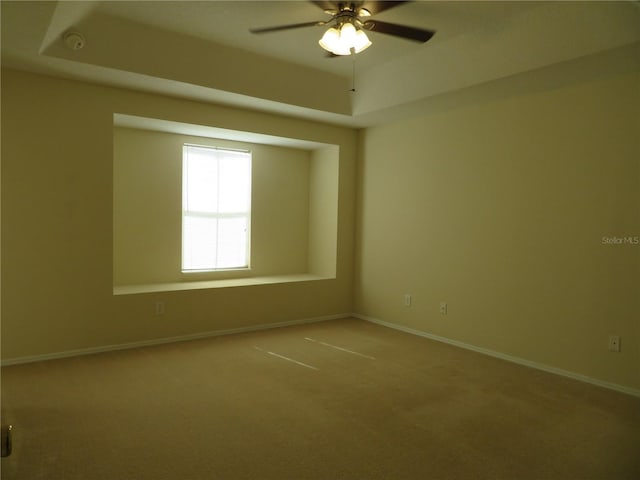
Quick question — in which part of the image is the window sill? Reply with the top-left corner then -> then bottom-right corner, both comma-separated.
113,273 -> 333,295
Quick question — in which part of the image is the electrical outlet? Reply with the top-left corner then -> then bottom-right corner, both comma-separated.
404,294 -> 412,307
608,335 -> 621,352
440,302 -> 447,315
155,301 -> 165,315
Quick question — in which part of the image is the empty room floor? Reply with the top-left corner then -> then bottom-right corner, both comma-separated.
2,318 -> 639,479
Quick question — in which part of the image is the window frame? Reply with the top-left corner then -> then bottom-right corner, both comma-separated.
181,143 -> 252,273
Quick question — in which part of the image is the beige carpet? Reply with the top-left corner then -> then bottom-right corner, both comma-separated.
2,318 -> 639,479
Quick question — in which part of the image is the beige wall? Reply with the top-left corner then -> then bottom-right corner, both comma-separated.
1,69 -> 356,360
355,69 -> 640,390
114,127 -> 313,285
308,146 -> 339,278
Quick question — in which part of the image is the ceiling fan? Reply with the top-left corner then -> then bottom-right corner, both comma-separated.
249,1 -> 435,56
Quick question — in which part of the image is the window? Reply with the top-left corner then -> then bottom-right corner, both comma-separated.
182,145 -> 251,271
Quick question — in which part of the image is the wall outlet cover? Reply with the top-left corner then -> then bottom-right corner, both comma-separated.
608,335 -> 621,352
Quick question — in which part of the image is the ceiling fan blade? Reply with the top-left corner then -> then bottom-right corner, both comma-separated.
362,20 -> 435,43
361,1 -> 411,16
250,21 -> 327,34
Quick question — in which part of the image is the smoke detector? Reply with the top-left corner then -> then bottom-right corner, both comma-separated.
63,31 -> 85,50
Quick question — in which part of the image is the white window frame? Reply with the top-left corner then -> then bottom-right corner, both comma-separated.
181,144 -> 252,272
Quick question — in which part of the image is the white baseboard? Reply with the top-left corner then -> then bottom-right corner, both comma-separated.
354,313 -> 640,398
0,313 -> 350,367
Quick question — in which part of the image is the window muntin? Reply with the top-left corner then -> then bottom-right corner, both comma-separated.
182,145 -> 251,271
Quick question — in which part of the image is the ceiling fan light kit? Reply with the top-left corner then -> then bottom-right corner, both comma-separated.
319,22 -> 372,55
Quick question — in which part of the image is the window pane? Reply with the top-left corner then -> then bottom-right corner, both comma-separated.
216,217 -> 248,268
184,148 -> 218,212
218,156 -> 251,213
183,215 -> 217,270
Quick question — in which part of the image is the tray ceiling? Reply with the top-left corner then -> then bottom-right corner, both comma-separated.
2,1 -> 640,127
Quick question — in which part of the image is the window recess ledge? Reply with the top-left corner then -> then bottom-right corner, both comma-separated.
113,273 -> 334,295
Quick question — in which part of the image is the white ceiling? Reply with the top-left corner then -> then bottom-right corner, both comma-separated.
2,1 -> 640,127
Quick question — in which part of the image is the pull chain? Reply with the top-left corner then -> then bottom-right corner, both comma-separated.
350,50 -> 356,92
